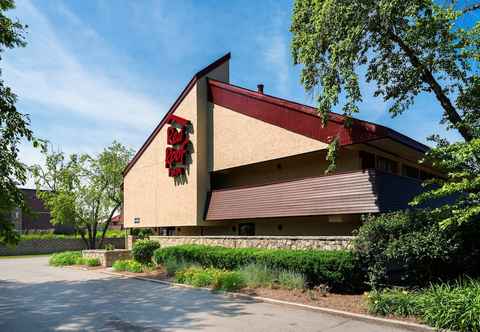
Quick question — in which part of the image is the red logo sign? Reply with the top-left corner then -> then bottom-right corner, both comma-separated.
165,115 -> 191,177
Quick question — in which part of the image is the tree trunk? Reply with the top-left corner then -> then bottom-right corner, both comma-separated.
91,222 -> 98,250
86,224 -> 95,249
99,202 -> 121,249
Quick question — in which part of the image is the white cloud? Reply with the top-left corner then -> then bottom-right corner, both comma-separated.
4,0 -> 162,131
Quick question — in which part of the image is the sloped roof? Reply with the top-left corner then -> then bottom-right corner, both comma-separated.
123,53 -> 231,176
208,79 -> 429,153
124,53 -> 429,177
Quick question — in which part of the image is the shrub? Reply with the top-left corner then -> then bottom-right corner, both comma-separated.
213,270 -> 245,292
420,279 -> 480,332
165,257 -> 188,276
49,251 -> 82,266
366,289 -> 420,317
154,245 -> 359,292
353,210 -> 480,289
84,258 -> 101,267
366,279 -> 480,332
174,266 -> 245,292
132,239 -> 161,264
112,259 -> 143,273
112,260 -> 128,271
104,244 -> 115,251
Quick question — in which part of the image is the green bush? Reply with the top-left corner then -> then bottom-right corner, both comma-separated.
213,270 -> 245,292
49,251 -> 82,266
132,239 -> 161,264
175,266 -> 245,292
164,257 -> 188,276
84,258 -> 101,267
367,279 -> 480,332
367,289 -> 420,317
112,260 -> 128,271
112,259 -> 143,273
420,279 -> 480,332
154,244 -> 359,292
353,210 -> 480,289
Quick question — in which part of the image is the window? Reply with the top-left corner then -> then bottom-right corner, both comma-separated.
238,223 -> 255,236
402,165 -> 419,179
376,156 -> 398,174
360,151 -> 375,169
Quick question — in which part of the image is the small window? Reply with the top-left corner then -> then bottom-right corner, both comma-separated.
402,165 -> 419,179
360,151 -> 375,169
133,217 -> 140,224
239,223 -> 255,236
376,156 -> 398,174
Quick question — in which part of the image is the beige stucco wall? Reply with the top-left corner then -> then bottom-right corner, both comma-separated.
124,61 -> 230,229
211,104 -> 328,171
124,85 -> 199,228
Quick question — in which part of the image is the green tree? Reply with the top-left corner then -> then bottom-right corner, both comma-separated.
0,0 -> 39,245
291,0 -> 480,225
30,142 -> 133,249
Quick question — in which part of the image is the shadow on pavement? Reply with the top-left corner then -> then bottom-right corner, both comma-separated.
0,276 -> 255,331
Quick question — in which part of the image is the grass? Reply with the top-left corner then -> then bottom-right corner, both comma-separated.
366,278 -> 480,332
239,263 -> 306,290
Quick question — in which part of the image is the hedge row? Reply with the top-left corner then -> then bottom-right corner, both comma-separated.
153,244 -> 362,292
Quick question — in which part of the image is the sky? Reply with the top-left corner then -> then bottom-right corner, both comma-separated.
4,0 -> 466,187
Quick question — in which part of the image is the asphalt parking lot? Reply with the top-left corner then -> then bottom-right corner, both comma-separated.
0,256 -> 414,331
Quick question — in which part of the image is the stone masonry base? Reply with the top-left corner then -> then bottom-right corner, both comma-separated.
128,235 -> 353,251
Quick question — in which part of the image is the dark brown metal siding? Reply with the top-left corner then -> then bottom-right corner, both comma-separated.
206,170 -> 380,220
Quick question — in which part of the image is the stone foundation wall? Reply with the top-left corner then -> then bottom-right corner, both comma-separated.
82,249 -> 131,267
0,238 -> 125,256
138,235 -> 353,251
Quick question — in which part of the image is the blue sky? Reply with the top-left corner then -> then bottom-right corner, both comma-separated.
5,0 -> 463,175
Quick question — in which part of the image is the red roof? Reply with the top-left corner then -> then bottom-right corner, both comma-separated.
123,53 -> 428,177
208,79 -> 429,152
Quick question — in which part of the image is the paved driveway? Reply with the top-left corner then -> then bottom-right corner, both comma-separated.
0,256 -> 411,332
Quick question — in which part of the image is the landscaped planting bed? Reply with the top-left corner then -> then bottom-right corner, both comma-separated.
366,279 -> 480,332
153,244 -> 362,292
49,251 -> 101,268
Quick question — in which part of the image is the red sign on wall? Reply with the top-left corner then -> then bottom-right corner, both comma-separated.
165,115 -> 191,177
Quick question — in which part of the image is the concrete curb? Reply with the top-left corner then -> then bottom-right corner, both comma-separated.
99,270 -> 437,332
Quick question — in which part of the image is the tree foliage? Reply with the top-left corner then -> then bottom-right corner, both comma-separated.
0,0 -> 39,245
291,0 -> 480,225
30,142 -> 133,249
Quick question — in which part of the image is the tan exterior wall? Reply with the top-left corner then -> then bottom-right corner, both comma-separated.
212,148 -> 361,189
124,86 -> 199,228
174,214 -> 361,236
123,61 -> 229,229
211,104 -> 328,171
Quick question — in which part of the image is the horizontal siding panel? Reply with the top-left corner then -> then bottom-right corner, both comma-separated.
206,170 -> 380,220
